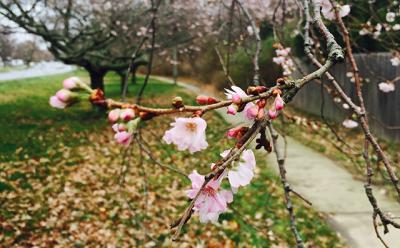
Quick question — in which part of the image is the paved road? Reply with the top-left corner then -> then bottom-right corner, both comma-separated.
153,76 -> 400,248
0,61 -> 75,82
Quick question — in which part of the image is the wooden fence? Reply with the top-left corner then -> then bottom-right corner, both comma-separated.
290,52 -> 400,141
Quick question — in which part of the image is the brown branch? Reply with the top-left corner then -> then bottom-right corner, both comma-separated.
214,46 -> 236,86
333,2 -> 400,199
268,123 -> 306,248
235,0 -> 261,85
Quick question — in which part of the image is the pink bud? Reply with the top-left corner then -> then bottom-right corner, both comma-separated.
227,105 -> 237,115
257,108 -> 265,119
268,109 -> 278,119
196,95 -> 209,105
114,131 -> 132,147
246,105 -> 259,120
62,77 -> 81,89
112,123 -> 126,132
274,94 -> 284,110
227,128 -> 238,139
108,109 -> 121,123
55,89 -> 72,102
120,108 -> 135,121
232,94 -> 242,104
49,95 -> 67,109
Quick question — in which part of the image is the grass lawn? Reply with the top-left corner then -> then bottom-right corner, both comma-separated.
0,71 -> 344,247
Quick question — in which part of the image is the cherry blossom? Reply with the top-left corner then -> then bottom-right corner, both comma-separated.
378,82 -> 395,93
163,117 -> 208,153
342,119 -> 358,129
272,45 -> 296,76
219,149 -> 256,189
386,12 -> 396,23
225,86 -> 256,120
390,56 -> 400,66
186,170 -> 233,223
318,0 -> 350,21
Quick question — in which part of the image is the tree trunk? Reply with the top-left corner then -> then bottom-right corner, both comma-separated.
119,72 -> 127,95
89,70 -> 106,91
131,67 -> 137,85
173,46 -> 178,84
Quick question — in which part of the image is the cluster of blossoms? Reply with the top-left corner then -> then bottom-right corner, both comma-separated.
186,148 -> 256,223
272,44 -> 295,76
315,0 -> 350,21
49,76 -> 287,223
49,77 -> 90,109
108,108 -> 139,147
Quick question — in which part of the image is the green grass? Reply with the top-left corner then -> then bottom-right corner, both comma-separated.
0,70 -> 179,161
0,71 -> 343,247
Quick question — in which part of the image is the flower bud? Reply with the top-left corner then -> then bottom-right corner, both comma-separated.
114,131 -> 132,147
272,88 -> 282,96
56,89 -> 73,102
120,108 -> 135,121
268,109 -> 278,119
196,95 -> 219,105
257,108 -> 265,120
274,94 -> 284,110
112,123 -> 126,132
227,105 -> 238,115
232,94 -> 242,104
49,95 -> 67,109
247,86 -> 268,95
172,96 -> 183,108
63,77 -> 82,90
108,109 -> 121,123
245,105 -> 258,120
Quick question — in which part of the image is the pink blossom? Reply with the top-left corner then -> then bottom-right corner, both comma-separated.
225,86 -> 248,100
222,149 -> 256,189
227,126 -> 246,139
186,171 -> 233,223
227,105 -> 238,115
108,109 -> 121,123
268,109 -> 278,119
114,131 -> 133,147
163,117 -> 208,153
232,94 -> 242,104
244,104 -> 258,120
120,108 -> 135,121
112,123 -> 126,132
318,0 -> 350,21
342,119 -> 358,129
62,77 -> 82,90
378,82 -> 395,93
274,94 -> 285,110
272,56 -> 286,64
276,47 -> 290,57
49,96 -> 67,109
55,89 -> 73,102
